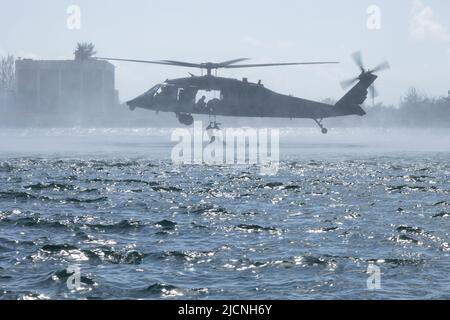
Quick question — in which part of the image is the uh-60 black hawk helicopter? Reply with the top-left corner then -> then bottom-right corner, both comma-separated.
97,51 -> 389,134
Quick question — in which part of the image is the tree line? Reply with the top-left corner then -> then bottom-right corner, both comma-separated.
360,88 -> 450,127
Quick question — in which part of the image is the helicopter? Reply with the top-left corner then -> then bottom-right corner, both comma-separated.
96,52 -> 389,134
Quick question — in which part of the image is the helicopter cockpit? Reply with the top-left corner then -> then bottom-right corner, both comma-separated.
144,83 -> 168,97
143,82 -> 200,106
125,83 -> 179,111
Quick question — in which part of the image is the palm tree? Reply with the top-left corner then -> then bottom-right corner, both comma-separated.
74,42 -> 97,60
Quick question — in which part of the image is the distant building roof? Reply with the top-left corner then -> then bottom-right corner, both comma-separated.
15,59 -> 114,70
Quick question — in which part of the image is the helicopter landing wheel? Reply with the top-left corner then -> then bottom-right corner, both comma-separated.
314,118 -> 328,134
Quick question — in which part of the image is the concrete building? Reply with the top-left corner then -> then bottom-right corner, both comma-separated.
0,90 -> 15,113
15,59 -> 118,116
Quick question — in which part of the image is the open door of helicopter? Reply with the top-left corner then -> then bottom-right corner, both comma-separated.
193,90 -> 223,113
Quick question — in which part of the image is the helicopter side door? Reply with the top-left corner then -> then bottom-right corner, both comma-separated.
193,89 -> 223,114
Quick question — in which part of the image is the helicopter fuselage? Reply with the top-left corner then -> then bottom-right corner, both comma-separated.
97,53 -> 384,132
127,75 -> 354,122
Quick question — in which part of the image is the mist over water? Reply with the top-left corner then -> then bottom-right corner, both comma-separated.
1,127 -> 450,156
1,127 -> 450,299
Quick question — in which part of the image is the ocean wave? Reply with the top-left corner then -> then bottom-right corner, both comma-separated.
154,219 -> 177,230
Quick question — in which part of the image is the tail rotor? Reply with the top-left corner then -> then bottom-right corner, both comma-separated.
340,51 -> 389,105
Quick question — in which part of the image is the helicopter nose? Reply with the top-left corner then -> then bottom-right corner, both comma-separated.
126,98 -> 138,108
126,99 -> 138,111
126,96 -> 146,110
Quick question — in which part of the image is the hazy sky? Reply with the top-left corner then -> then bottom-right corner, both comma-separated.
1,0 -> 449,105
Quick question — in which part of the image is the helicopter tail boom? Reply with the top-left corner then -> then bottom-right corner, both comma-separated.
333,51 -> 389,117
333,72 -> 377,116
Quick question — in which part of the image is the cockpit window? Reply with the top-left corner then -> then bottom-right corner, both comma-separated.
145,84 -> 163,97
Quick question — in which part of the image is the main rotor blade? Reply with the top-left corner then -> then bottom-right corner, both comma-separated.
95,57 -> 176,66
352,51 -> 365,72
340,77 -> 359,90
218,58 -> 250,67
224,61 -> 339,69
371,61 -> 390,73
96,57 -> 340,72
160,60 -> 202,68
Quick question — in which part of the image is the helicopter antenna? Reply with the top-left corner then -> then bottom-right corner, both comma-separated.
95,57 -> 339,76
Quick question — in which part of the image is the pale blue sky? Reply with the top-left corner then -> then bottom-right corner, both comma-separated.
1,0 -> 449,105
